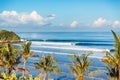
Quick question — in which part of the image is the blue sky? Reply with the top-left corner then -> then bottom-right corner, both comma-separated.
0,0 -> 120,32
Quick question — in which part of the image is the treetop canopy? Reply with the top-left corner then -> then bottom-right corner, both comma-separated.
0,30 -> 20,43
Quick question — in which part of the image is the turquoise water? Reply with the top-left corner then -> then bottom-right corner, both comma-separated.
16,31 -> 120,80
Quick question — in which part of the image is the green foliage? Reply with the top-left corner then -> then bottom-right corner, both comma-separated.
21,41 -> 34,77
106,67 -> 118,79
0,30 -> 20,42
111,30 -> 120,63
1,71 -> 17,80
35,55 -> 61,73
88,70 -> 106,77
21,41 -> 33,60
68,52 -> 92,79
29,74 -> 33,80
34,54 -> 61,80
0,43 -> 21,75
21,41 -> 32,55
2,30 -> 120,80
9,71 -> 17,80
101,30 -> 120,80
102,51 -> 117,68
34,73 -> 42,80
19,76 -> 27,80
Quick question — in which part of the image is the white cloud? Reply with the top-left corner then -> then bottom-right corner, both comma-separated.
93,18 -> 107,27
0,10 -> 55,26
70,21 -> 79,28
113,20 -> 120,27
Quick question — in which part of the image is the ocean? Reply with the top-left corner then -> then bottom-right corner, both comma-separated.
16,31 -> 119,80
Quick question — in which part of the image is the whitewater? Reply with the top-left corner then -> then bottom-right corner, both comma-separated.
16,32 -> 118,80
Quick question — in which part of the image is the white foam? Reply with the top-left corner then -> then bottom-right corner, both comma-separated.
32,41 -> 73,46
76,42 -> 113,45
31,50 -> 104,59
32,45 -> 109,52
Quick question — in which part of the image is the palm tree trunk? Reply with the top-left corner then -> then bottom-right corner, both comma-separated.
23,59 -> 26,76
77,75 -> 84,80
43,71 -> 47,80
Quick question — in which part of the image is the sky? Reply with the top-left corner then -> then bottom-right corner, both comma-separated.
0,0 -> 120,32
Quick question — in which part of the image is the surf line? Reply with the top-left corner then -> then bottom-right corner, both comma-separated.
31,45 -> 109,52
31,50 -> 104,59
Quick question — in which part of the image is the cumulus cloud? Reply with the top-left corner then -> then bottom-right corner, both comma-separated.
113,20 -> 120,27
93,18 -> 107,27
0,10 -> 55,26
70,21 -> 79,28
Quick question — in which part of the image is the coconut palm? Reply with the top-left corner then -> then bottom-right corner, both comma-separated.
68,52 -> 92,80
101,30 -> 120,80
106,67 -> 118,80
0,43 -> 21,75
0,30 -> 21,71
34,55 -> 61,80
21,41 -> 34,76
0,46 -> 5,70
21,41 -> 31,76
101,51 -> 118,80
112,30 -> 120,80
0,30 -> 21,78
1,71 -> 17,80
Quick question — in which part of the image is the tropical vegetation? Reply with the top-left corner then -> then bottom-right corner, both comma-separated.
0,30 -> 20,43
34,55 -> 61,80
0,29 -> 120,80
21,41 -> 33,77
68,52 -> 92,80
101,30 -> 120,80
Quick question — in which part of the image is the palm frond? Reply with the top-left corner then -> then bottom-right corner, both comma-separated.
68,53 -> 92,78
88,70 -> 107,77
53,69 -> 61,74
68,65 -> 79,76
34,54 -> 61,76
111,30 -> 120,44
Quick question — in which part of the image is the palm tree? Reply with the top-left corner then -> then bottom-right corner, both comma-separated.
106,67 -> 118,80
0,43 -> 21,75
112,30 -> 120,80
102,30 -> 120,80
21,41 -> 34,76
34,55 -> 61,80
0,30 -> 21,78
0,46 -> 5,70
68,52 -> 92,80
101,51 -> 118,80
21,41 -> 32,76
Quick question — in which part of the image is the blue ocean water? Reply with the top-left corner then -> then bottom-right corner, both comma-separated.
16,32 -> 119,80
17,32 -> 116,49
